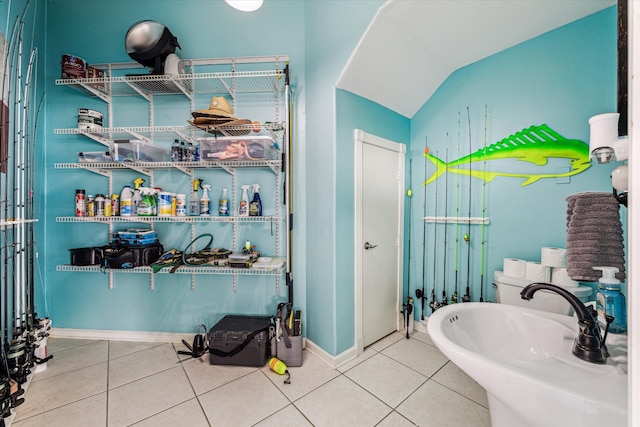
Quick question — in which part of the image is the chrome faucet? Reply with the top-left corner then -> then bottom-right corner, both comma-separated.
520,282 -> 613,364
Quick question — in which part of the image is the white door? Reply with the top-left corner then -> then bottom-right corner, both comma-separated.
355,130 -> 405,352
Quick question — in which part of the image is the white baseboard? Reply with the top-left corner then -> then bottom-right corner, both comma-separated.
50,328 -> 193,344
304,339 -> 358,369
414,318 -> 428,334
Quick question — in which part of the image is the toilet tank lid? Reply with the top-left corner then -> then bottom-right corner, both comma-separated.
493,271 -> 592,297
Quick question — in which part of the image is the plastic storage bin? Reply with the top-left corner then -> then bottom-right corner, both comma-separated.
112,140 -> 170,162
200,136 -> 277,161
78,151 -> 113,163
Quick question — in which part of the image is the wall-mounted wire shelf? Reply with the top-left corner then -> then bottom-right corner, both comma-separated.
0,218 -> 39,228
53,123 -> 285,144
56,264 -> 284,275
56,216 -> 283,224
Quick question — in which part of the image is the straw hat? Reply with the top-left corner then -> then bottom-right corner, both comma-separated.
192,96 -> 238,120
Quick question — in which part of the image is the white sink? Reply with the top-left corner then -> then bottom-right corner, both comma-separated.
427,303 -> 627,427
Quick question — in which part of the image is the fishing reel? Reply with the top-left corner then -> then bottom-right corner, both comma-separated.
178,324 -> 208,358
0,378 -> 12,420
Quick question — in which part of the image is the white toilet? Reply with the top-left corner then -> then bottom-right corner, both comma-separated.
493,271 -> 593,316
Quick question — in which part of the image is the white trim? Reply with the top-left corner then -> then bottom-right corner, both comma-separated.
628,1 -> 639,425
354,129 -> 406,356
304,338 -> 358,370
50,328 -> 193,344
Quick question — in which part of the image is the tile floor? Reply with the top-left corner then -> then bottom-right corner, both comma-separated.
9,331 -> 490,426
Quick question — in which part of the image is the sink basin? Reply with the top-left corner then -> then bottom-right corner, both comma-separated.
427,303 -> 627,427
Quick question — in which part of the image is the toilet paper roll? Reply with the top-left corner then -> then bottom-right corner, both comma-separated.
541,247 -> 567,268
503,258 -> 526,277
525,261 -> 551,282
551,267 -> 579,287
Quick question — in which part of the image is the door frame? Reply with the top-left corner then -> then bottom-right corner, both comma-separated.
354,129 -> 405,355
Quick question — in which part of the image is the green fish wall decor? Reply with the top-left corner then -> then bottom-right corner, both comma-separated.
424,124 -> 591,186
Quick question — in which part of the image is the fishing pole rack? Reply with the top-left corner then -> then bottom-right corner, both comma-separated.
53,56 -> 293,295
423,216 -> 489,224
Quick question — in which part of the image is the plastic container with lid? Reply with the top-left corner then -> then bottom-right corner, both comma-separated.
594,266 -> 627,334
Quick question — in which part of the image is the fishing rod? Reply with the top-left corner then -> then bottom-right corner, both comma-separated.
480,105 -> 488,303
462,107 -> 472,303
429,151 -> 439,313
452,112 -> 461,304
417,138 -> 428,320
441,147 -> 448,307
405,157 -> 413,338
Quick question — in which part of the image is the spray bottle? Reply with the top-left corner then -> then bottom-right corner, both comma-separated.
190,178 -> 201,216
219,188 -> 229,216
594,266 -> 626,333
200,184 -> 211,216
132,177 -> 145,216
249,183 -> 262,216
137,187 -> 154,216
239,185 -> 251,217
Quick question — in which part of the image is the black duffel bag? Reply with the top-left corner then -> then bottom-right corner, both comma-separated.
100,242 -> 164,269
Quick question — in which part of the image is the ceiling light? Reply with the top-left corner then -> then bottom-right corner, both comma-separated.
225,0 -> 263,12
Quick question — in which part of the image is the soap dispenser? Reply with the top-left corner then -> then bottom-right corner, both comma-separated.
594,266 -> 626,334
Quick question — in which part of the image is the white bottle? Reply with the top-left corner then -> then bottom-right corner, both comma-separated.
120,185 -> 133,216
200,184 -> 211,216
238,185 -> 251,217
132,186 -> 142,216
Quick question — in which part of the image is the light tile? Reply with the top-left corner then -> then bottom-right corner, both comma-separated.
13,362 -> 107,421
11,393 -> 107,427
108,366 -> 195,427
183,355 -> 257,395
108,343 -> 180,388
432,361 -> 489,408
336,346 -> 377,373
410,330 -> 436,347
254,404 -> 313,427
368,331 -> 404,352
396,380 -> 491,427
32,340 -> 108,382
260,350 -> 340,402
344,353 -> 427,408
130,398 -> 209,427
46,337 -> 102,354
381,337 -> 448,377
198,370 -> 289,427
109,340 -> 163,360
376,411 -> 417,427
294,375 -> 391,427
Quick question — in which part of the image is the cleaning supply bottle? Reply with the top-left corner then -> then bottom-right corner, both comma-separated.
594,266 -> 627,333
171,139 -> 181,162
132,177 -> 145,216
190,178 -> 201,216
137,188 -> 154,216
150,188 -> 159,216
238,185 -> 251,217
219,188 -> 229,216
249,183 -> 262,216
200,184 -> 211,216
120,186 -> 133,216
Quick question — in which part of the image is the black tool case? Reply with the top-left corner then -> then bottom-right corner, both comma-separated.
208,315 -> 272,367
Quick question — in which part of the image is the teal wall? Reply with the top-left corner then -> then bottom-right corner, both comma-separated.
335,89 -> 410,353
43,0 -> 307,333
406,6 -> 623,313
0,0 -> 46,334
303,1 -> 385,354
25,1 -> 622,357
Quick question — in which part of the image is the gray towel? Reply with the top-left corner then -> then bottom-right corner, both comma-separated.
565,192 -> 626,282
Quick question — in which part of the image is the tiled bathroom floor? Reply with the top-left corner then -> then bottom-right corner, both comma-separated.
9,331 -> 490,426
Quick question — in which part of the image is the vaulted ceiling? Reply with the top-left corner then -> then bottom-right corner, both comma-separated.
337,0 -> 616,118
